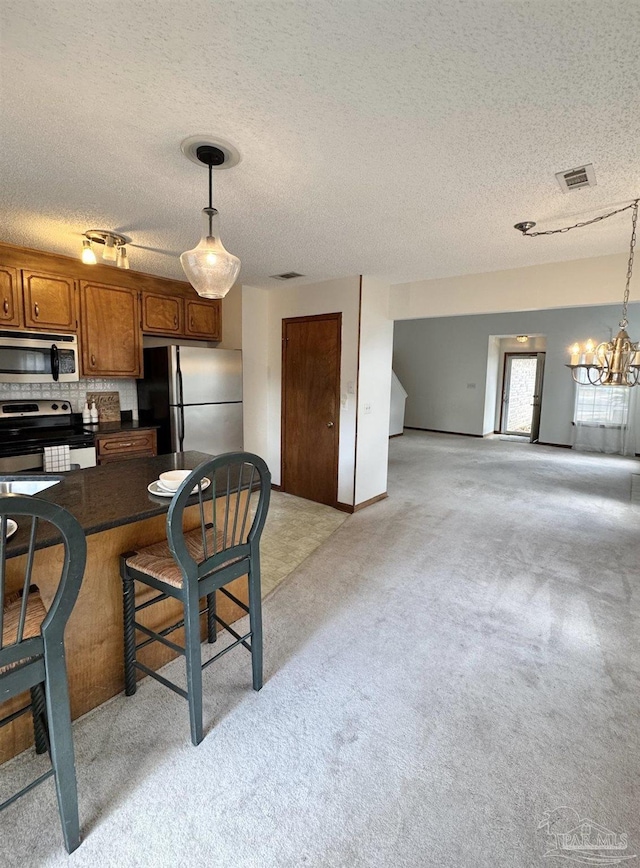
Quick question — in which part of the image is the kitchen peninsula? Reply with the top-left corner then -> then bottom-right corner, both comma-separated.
2,452 -> 249,762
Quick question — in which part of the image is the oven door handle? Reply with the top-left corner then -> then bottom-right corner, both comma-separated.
50,344 -> 60,381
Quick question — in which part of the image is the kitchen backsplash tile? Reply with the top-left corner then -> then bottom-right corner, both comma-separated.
0,379 -> 139,416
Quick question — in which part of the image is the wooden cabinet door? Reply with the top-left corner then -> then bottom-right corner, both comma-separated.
22,270 -> 77,331
0,265 -> 21,327
142,292 -> 183,335
80,282 -> 142,377
185,299 -> 221,340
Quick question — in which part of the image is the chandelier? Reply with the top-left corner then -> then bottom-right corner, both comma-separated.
180,144 -> 240,299
515,198 -> 639,386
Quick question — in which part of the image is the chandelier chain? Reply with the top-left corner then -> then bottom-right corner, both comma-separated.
620,200 -> 638,328
522,198 -> 639,237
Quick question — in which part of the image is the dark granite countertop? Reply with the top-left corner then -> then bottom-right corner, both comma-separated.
4,451 -> 214,558
83,420 -> 160,435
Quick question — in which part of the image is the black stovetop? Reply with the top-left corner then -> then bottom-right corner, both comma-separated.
0,407 -> 94,457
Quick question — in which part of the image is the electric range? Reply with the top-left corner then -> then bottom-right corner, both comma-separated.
0,400 -> 97,472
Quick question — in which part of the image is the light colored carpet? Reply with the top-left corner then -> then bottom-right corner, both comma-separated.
1,431 -> 639,866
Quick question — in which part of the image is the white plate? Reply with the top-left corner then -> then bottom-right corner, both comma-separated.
147,477 -> 210,498
5,518 -> 17,539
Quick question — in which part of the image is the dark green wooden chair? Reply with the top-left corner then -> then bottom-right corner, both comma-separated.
0,494 -> 87,853
120,452 -> 271,746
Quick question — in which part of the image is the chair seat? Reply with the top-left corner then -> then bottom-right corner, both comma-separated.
125,526 -> 240,588
1,586 -> 47,673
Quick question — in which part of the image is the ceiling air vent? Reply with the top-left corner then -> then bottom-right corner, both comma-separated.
270,271 -> 305,280
555,163 -> 596,193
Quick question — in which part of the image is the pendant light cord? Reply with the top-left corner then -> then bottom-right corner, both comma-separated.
208,162 -> 214,237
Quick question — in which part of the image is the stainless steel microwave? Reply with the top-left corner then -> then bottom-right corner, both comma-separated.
0,330 -> 80,383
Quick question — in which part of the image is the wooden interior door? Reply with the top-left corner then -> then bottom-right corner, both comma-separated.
281,313 -> 341,506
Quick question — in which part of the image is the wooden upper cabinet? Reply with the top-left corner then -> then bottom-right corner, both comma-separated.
185,298 -> 221,340
0,265 -> 21,327
142,292 -> 183,335
22,270 -> 77,331
80,282 -> 142,378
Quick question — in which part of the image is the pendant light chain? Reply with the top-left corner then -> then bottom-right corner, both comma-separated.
521,198 -> 639,237
515,196 -> 640,387
620,200 -> 638,328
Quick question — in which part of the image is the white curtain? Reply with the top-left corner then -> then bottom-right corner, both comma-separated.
572,383 -> 638,455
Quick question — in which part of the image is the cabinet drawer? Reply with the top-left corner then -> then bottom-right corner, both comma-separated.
96,429 -> 157,462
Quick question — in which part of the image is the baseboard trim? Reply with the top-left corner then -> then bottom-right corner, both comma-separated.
354,492 -> 388,511
537,441 -> 572,449
389,432 -> 403,439
271,483 -> 284,491
335,501 -> 355,514
336,492 -> 388,514
404,426 -> 483,438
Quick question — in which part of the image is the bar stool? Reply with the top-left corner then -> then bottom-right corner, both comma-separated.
120,453 -> 271,746
0,494 -> 87,853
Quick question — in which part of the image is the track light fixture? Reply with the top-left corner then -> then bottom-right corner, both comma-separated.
81,230 -> 131,269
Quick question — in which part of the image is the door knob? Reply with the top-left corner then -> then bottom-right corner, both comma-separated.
327,421 -> 334,428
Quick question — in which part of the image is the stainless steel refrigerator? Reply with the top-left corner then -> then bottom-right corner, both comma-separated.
136,346 -> 243,455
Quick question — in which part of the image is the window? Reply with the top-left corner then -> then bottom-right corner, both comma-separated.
574,384 -> 630,428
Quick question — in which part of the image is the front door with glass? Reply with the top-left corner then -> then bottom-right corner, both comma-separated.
500,352 -> 546,441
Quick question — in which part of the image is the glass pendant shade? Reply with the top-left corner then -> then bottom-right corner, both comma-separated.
180,208 -> 240,299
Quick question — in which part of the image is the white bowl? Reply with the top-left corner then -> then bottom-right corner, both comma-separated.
158,470 -> 192,491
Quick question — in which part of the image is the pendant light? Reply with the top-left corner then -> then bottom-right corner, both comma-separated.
180,145 -> 240,299
515,198 -> 640,386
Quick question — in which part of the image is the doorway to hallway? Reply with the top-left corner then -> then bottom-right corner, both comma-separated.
500,352 -> 546,441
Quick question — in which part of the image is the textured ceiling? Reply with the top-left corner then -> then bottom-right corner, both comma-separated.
1,1 -> 639,289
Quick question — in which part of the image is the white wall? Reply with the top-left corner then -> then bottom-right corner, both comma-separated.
242,286 -> 270,462
390,252 -> 631,321
355,277 -> 393,505
389,371 -> 408,436
483,337 -> 500,435
218,282 -> 243,349
242,276 -> 361,503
